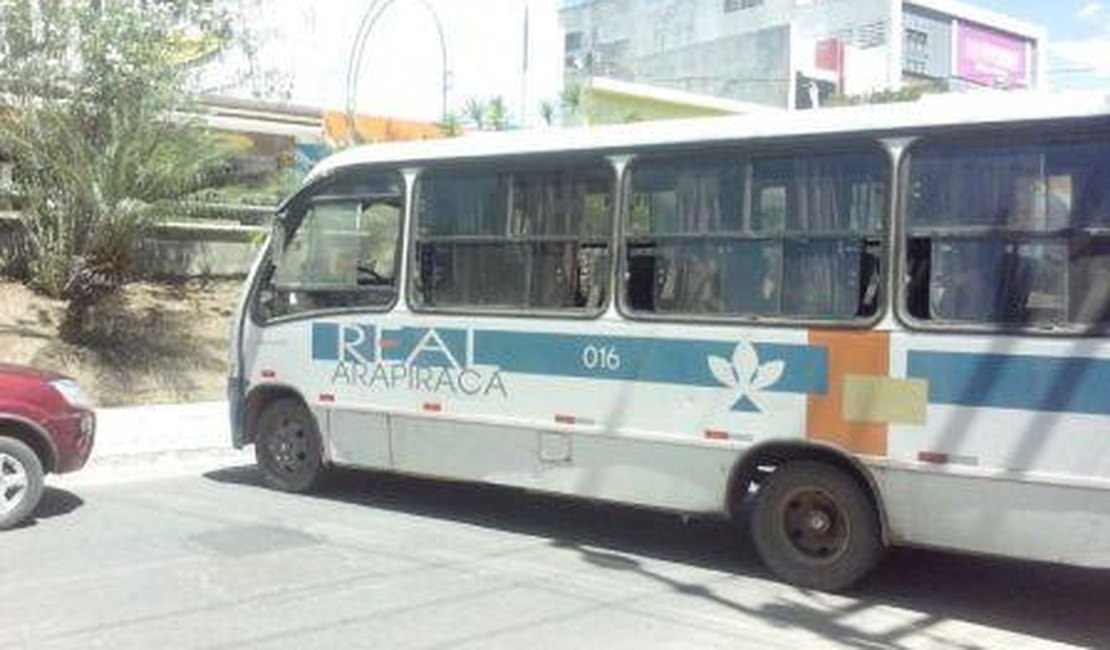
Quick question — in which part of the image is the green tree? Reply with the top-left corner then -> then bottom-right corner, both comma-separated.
463,97 -> 488,130
560,82 -> 586,126
824,84 -> 942,107
539,99 -> 557,127
486,96 -> 509,131
0,0 -> 234,338
438,111 -> 465,137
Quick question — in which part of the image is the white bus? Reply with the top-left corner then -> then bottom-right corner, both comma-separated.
228,94 -> 1110,591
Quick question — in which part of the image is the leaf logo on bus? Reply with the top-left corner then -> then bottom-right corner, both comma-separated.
708,342 -> 785,413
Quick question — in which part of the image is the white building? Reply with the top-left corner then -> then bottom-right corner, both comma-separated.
559,0 -> 1047,109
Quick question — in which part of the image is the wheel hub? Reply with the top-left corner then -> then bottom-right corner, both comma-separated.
807,510 -> 832,533
269,420 -> 307,472
0,452 -> 29,515
781,487 -> 850,563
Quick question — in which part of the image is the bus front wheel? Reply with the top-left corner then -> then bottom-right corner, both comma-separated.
254,398 -> 325,493
750,460 -> 883,591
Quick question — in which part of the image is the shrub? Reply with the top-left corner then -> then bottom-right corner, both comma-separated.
0,0 -> 233,338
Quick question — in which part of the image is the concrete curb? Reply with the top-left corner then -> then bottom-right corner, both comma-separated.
91,401 -> 233,459
52,401 -> 253,487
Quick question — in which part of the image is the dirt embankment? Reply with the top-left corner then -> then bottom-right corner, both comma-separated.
0,279 -> 244,406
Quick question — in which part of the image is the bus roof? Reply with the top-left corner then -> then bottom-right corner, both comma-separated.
304,91 -> 1110,185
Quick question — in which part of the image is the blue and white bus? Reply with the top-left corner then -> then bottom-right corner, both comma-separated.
229,93 -> 1110,590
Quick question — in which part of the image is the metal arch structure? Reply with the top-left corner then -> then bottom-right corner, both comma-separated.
344,0 -> 450,143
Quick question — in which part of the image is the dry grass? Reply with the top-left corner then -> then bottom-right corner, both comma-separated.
0,278 -> 243,406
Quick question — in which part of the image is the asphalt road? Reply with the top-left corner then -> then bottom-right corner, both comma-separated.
1,456 -> 1106,650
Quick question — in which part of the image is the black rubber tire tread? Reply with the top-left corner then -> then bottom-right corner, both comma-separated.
254,397 -> 326,493
0,436 -> 45,531
750,460 -> 884,592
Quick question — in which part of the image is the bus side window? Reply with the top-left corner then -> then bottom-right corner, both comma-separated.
260,172 -> 404,320
1071,238 -> 1110,323
625,242 -> 657,311
412,162 -> 614,313
905,238 -> 931,321
857,240 -> 882,317
624,148 -> 885,322
625,158 -> 744,316
905,135 -> 1110,330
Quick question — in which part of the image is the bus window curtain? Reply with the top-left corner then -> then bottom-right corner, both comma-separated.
521,173 -> 584,309
785,159 -> 859,317
658,173 -> 722,312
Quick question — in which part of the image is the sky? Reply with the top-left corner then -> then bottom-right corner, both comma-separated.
205,0 -> 563,126
203,0 -> 1110,124
969,0 -> 1110,89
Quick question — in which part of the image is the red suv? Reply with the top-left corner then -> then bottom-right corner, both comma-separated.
0,364 -> 95,529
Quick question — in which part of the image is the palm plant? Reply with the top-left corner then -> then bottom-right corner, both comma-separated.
438,111 -> 465,137
487,96 -> 509,131
560,83 -> 586,126
0,0 -> 232,338
463,97 -> 488,130
539,99 -> 557,127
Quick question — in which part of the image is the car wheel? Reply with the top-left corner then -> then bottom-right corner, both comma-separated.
0,437 -> 45,531
750,460 -> 884,592
254,398 -> 325,493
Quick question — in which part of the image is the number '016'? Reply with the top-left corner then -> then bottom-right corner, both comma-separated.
582,345 -> 621,371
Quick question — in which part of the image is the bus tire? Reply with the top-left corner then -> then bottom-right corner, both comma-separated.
254,398 -> 325,493
750,460 -> 883,591
0,437 -> 45,531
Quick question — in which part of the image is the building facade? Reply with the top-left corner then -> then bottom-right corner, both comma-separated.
559,0 -> 1047,109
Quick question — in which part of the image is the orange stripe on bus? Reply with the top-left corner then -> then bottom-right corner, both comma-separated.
806,330 -> 889,457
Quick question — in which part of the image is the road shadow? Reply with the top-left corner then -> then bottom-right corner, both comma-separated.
36,486 -> 84,519
13,486 -> 86,529
206,464 -> 755,572
205,465 -> 1109,648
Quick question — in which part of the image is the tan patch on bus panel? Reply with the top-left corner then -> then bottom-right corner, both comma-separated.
842,375 -> 928,425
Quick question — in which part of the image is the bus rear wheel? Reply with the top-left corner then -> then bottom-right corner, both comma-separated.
254,398 -> 325,493
750,460 -> 883,591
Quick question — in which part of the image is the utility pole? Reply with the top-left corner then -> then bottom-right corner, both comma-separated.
519,0 -> 530,129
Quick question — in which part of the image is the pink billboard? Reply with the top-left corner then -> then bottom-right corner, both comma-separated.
957,22 -> 1029,88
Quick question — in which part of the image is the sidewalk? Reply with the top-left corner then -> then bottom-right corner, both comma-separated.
91,401 -> 233,458
55,401 -> 254,486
